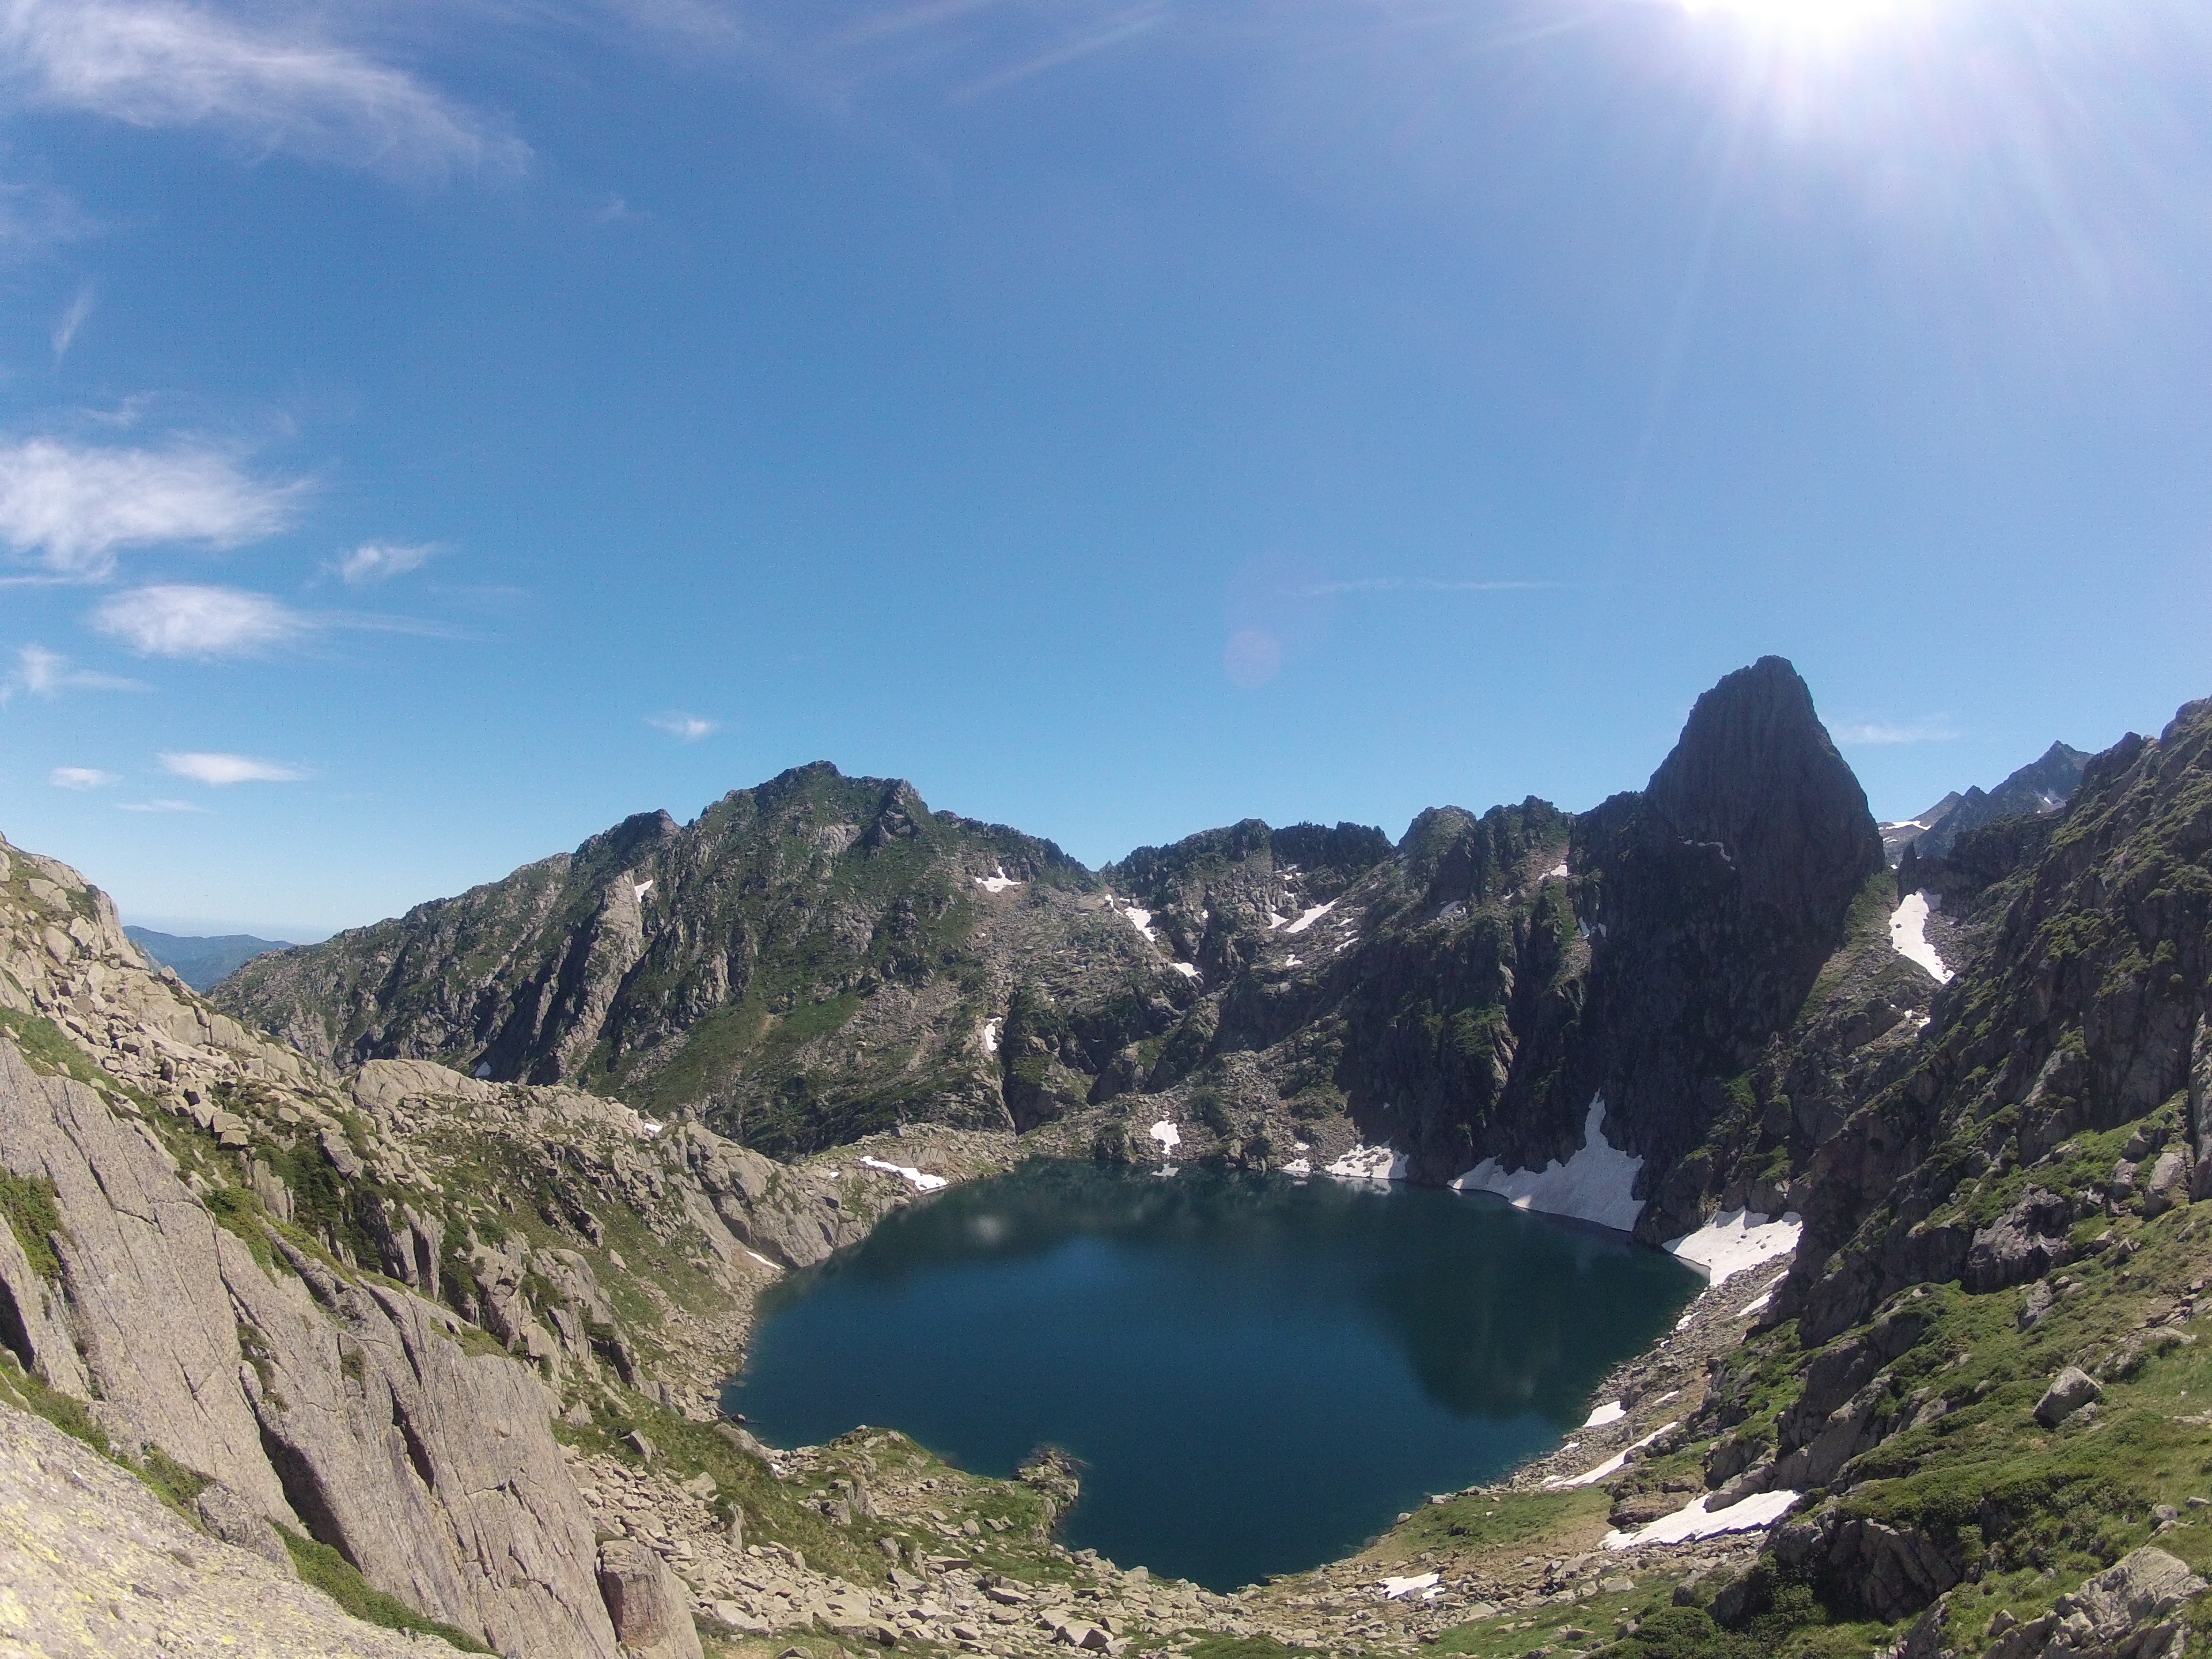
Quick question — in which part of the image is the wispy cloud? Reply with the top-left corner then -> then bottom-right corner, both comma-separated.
50,282 -> 94,359
1284,577 -> 1569,598
0,438 -> 304,579
49,764 -> 119,789
158,749 -> 306,785
333,539 -> 436,585
2,642 -> 143,703
949,2 -> 1168,100
0,0 -> 527,181
118,796 -> 206,813
92,583 -> 308,657
0,177 -> 95,259
646,710 -> 719,741
1832,718 -> 1964,747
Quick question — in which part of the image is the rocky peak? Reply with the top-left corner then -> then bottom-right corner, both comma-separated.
1575,658 -> 1885,1225
1640,654 -> 1883,916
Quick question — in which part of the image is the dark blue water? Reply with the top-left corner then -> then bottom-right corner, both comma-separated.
726,1162 -> 1698,1590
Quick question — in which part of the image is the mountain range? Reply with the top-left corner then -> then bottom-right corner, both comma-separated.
5,653 -> 2210,1659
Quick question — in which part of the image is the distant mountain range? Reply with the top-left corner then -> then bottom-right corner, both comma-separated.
1877,738 -> 2090,863
123,927 -> 289,991
218,656 -> 1888,1242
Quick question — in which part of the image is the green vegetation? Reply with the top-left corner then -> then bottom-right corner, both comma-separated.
0,1168 -> 65,1281
0,1006 -> 108,1088
277,1524 -> 493,1652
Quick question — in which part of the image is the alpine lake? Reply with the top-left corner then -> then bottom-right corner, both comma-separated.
725,1161 -> 1702,1590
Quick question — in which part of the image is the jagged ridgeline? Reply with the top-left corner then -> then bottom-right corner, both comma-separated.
223,656 -> 1884,1240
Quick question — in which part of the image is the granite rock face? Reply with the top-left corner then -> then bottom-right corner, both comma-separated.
1574,657 -> 1885,1231
0,1397 -> 434,1659
0,1044 -> 622,1658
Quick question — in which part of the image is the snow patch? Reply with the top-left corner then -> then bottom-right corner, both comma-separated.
744,1249 -> 779,1270
1282,1158 -> 1312,1177
1170,961 -> 1200,980
981,1019 -> 1001,1055
1545,1421 -> 1677,1490
1327,1144 -> 1410,1184
1149,1120 -> 1181,1152
1380,1573 -> 1439,1600
1738,1291 -> 1772,1319
1283,955 -> 1301,969
632,879 -> 654,903
1664,1209 -> 1802,1286
1283,900 -> 1336,935
1582,1400 -> 1626,1429
860,1155 -> 949,1192
974,870 -> 1021,894
1119,902 -> 1157,942
1889,891 -> 1952,983
1450,1095 -> 1643,1233
1543,861 -> 1569,880
1603,1489 -> 1800,1551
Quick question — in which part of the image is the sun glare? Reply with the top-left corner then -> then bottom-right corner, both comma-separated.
1674,0 -> 1925,40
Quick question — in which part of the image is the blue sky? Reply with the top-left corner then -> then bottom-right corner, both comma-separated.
2,0 -> 2209,937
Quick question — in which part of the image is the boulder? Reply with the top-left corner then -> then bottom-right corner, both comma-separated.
596,1539 -> 704,1659
2035,1366 -> 2103,1429
2140,1150 -> 2190,1218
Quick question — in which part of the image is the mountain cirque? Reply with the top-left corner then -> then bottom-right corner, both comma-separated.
5,657 -> 2212,1659
219,657 -> 1888,1242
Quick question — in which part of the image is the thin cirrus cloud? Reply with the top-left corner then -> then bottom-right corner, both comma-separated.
158,749 -> 306,785
646,711 -> 719,741
50,282 -> 94,359
0,437 -> 304,580
92,583 -> 308,658
1,642 -> 143,703
118,797 -> 207,813
1832,718 -> 1964,746
0,0 -> 527,181
334,539 -> 437,585
49,765 -> 120,789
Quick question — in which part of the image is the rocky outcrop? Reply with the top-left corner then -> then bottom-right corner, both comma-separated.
599,1539 -> 706,1659
1963,1188 -> 2074,1293
1980,1548 -> 2204,1659
0,1043 -> 622,1657
0,1396 -> 432,1658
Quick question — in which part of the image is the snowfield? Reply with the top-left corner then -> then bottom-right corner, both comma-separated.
973,871 -> 1021,894
859,1156 -> 948,1192
1889,891 -> 1952,982
1581,1400 -> 1626,1429
1450,1096 -> 1644,1233
1282,900 -> 1336,935
1546,1421 -> 1678,1490
1149,1119 -> 1181,1152
1664,1209 -> 1802,1285
1327,1144 -> 1411,1183
1603,1488 -> 1800,1550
